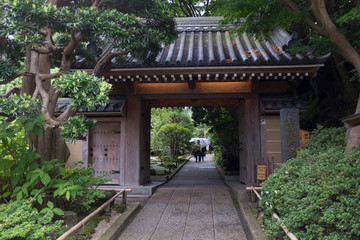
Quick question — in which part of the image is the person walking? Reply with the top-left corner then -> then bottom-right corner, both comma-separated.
201,146 -> 206,161
192,140 -> 202,162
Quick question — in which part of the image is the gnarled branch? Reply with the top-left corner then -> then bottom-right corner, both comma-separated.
92,0 -> 103,7
310,0 -> 360,75
1,71 -> 35,85
57,104 -> 79,122
93,51 -> 129,77
39,72 -> 63,81
284,0 -> 328,37
2,87 -> 20,97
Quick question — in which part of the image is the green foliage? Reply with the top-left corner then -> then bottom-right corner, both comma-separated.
53,71 -> 112,110
0,0 -> 176,59
211,0 -> 359,54
61,162 -> 111,213
0,57 -> 21,82
151,108 -> 194,156
0,116 -> 109,214
192,106 -> 239,171
0,199 -> 63,240
212,0 -> 301,38
260,126 -> 360,239
158,123 -> 192,157
113,202 -> 127,213
0,94 -> 41,119
164,0 -> 212,17
60,115 -> 96,143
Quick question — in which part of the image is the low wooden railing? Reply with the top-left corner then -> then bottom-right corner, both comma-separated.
57,188 -> 131,240
246,186 -> 298,240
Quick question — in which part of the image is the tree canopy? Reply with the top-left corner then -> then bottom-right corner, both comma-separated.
151,108 -> 194,158
212,0 -> 360,152
0,0 -> 177,161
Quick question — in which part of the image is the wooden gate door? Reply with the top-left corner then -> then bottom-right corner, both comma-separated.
88,122 -> 121,184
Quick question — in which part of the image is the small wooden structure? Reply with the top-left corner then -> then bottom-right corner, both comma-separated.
67,17 -> 326,186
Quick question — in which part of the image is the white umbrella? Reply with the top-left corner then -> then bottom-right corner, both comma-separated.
189,138 -> 208,148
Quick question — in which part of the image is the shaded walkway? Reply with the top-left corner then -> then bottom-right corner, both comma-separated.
117,154 -> 248,240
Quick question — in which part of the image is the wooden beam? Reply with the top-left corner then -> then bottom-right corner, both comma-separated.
259,81 -> 291,93
134,81 -> 251,95
188,79 -> 196,89
147,98 -> 243,107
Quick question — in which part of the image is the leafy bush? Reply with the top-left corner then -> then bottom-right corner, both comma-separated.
61,162 -> 111,213
0,199 -> 63,240
260,126 -> 360,239
0,116 -> 111,238
113,202 -> 127,213
157,123 -> 192,157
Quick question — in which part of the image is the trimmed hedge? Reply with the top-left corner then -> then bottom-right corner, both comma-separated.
260,126 -> 360,239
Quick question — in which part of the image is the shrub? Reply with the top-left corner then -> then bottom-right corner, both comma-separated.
260,126 -> 360,239
113,202 -> 127,213
0,199 -> 63,240
61,163 -> 111,213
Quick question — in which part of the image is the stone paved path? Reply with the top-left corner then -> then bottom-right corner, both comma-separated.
117,154 -> 248,240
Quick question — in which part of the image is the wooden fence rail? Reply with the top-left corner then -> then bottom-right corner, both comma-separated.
246,186 -> 298,240
57,188 -> 131,240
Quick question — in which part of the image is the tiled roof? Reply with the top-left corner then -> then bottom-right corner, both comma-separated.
55,96 -> 125,114
72,17 -> 328,70
113,17 -> 327,68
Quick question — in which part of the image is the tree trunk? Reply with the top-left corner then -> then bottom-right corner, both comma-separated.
31,128 -> 70,163
310,0 -> 360,151
345,95 -> 360,153
21,48 -> 36,95
24,47 -> 72,163
332,53 -> 358,103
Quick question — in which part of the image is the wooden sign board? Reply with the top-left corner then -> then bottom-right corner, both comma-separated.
257,165 -> 267,181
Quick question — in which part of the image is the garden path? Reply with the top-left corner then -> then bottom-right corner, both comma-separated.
117,154 -> 249,240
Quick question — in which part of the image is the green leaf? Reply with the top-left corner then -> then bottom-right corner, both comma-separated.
22,184 -> 28,195
39,208 -> 50,214
2,192 -> 10,198
2,184 -> 9,191
16,191 -> 23,201
37,194 -> 43,205
66,191 -> 70,201
41,173 -> 51,186
47,201 -> 54,209
31,189 -> 40,196
53,208 -> 64,216
30,174 -> 39,184
54,188 -> 61,197
59,167 -> 66,176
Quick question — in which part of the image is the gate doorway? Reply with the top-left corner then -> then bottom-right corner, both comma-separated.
148,99 -> 243,182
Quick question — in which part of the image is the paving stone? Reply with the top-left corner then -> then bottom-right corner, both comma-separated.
117,154 -> 248,240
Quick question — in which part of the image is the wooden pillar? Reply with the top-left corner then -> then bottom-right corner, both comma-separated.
238,101 -> 247,184
244,93 -> 261,185
140,102 -> 151,184
280,108 -> 300,162
124,95 -> 143,185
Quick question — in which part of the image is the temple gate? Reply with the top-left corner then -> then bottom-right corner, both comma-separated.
67,17 -> 326,186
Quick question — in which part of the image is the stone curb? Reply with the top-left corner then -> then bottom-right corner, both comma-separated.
167,158 -> 189,180
226,182 -> 267,240
98,202 -> 141,240
216,165 -> 267,240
